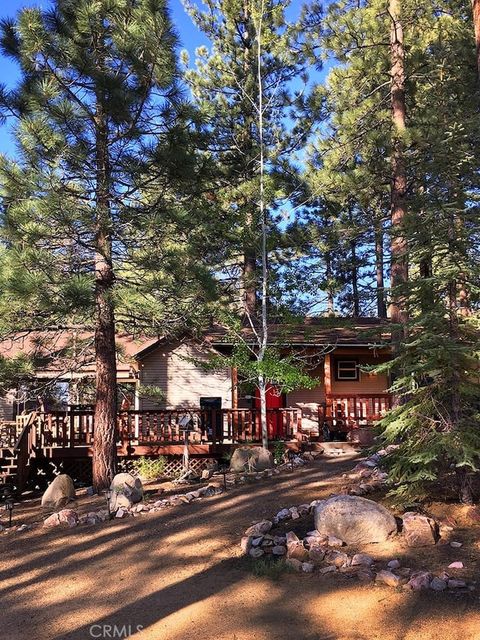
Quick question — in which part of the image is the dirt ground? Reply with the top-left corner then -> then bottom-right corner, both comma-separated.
1,456 -> 480,640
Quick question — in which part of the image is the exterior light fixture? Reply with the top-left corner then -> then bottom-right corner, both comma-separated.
4,497 -> 14,528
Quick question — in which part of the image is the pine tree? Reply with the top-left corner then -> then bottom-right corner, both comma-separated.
0,0 -> 215,491
304,0 -> 480,503
182,0 -> 307,316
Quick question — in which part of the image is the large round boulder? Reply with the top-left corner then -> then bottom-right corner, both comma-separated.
109,473 -> 143,512
314,495 -> 397,545
41,474 -> 76,510
230,446 -> 273,473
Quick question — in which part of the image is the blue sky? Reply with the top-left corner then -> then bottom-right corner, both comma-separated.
0,0 -> 313,157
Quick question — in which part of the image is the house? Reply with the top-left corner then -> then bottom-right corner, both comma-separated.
0,318 -> 392,436
0,318 -> 392,489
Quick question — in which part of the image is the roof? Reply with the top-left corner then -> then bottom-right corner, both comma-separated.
0,329 -> 158,377
0,318 -> 390,377
204,317 -> 390,348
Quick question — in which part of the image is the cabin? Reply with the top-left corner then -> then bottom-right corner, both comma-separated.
0,318 -> 392,489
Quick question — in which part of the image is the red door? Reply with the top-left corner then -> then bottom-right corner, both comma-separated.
255,385 -> 285,439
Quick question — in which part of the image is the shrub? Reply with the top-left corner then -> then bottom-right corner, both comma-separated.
132,456 -> 166,480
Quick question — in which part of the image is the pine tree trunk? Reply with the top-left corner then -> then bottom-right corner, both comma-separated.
326,252 -> 335,316
472,0 -> 480,83
375,221 -> 387,318
389,0 -> 408,349
244,251 -> 257,316
92,73 -> 117,493
350,239 -> 360,316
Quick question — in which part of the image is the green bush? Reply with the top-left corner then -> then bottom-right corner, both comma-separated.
132,456 -> 166,480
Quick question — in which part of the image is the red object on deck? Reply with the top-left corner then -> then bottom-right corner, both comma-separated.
254,385 -> 285,438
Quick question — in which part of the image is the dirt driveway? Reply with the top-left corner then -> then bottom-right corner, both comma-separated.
1,456 -> 479,640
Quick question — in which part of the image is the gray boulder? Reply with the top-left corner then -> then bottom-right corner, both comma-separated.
41,474 -> 76,510
109,473 -> 143,512
314,495 -> 397,545
230,446 -> 273,473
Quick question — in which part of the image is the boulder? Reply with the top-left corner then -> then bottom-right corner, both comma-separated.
314,495 -> 397,545
230,446 -> 273,473
41,474 -> 75,510
402,512 -> 438,547
109,473 -> 143,512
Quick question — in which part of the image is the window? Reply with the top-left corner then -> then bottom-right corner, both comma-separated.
335,359 -> 359,381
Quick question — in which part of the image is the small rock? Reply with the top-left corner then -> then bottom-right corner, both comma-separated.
327,536 -> 344,547
351,553 -> 374,567
17,524 -> 30,532
325,551 -> 349,567
302,562 -> 315,573
387,559 -> 401,570
376,570 -> 402,588
249,547 -> 264,558
449,541 -> 463,548
201,469 -> 213,480
43,513 -> 61,527
245,520 -> 272,536
430,577 -> 447,591
286,558 -> 302,571
251,536 -> 263,547
407,571 -> 432,591
240,536 -> 253,554
275,508 -> 291,522
402,512 -> 437,547
115,508 -> 127,518
448,561 -> 464,569
272,545 -> 287,556
308,548 -> 326,564
58,509 -> 78,528
448,579 -> 466,589
319,565 -> 336,574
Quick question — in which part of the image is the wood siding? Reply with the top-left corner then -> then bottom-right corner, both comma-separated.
138,342 -> 232,411
286,365 -> 324,432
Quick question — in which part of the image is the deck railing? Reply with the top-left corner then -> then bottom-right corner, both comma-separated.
32,407 -> 303,448
320,393 -> 393,433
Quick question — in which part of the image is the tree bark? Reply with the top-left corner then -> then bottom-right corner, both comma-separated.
350,238 -> 360,316
325,251 -> 335,316
472,0 -> 480,84
92,55 -> 118,493
389,0 -> 408,349
375,220 -> 387,318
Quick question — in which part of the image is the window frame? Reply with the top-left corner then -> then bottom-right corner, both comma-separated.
334,358 -> 360,382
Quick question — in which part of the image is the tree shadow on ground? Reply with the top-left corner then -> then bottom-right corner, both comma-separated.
0,457 -> 479,640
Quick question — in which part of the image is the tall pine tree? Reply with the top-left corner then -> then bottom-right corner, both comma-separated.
0,0 -> 215,490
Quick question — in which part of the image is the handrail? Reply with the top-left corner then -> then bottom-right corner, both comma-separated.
14,411 -> 38,451
12,411 -> 39,492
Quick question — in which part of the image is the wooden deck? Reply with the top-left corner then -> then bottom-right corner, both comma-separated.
0,394 -> 392,491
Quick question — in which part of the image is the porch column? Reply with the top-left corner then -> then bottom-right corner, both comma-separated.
231,367 -> 238,409
324,353 -> 333,425
324,353 -> 332,396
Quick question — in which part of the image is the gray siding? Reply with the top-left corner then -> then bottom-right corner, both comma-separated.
138,342 -> 232,410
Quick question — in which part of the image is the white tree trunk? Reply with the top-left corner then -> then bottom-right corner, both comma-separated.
256,0 -> 269,449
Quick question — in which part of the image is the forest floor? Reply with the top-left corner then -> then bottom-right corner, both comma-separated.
1,455 -> 480,640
